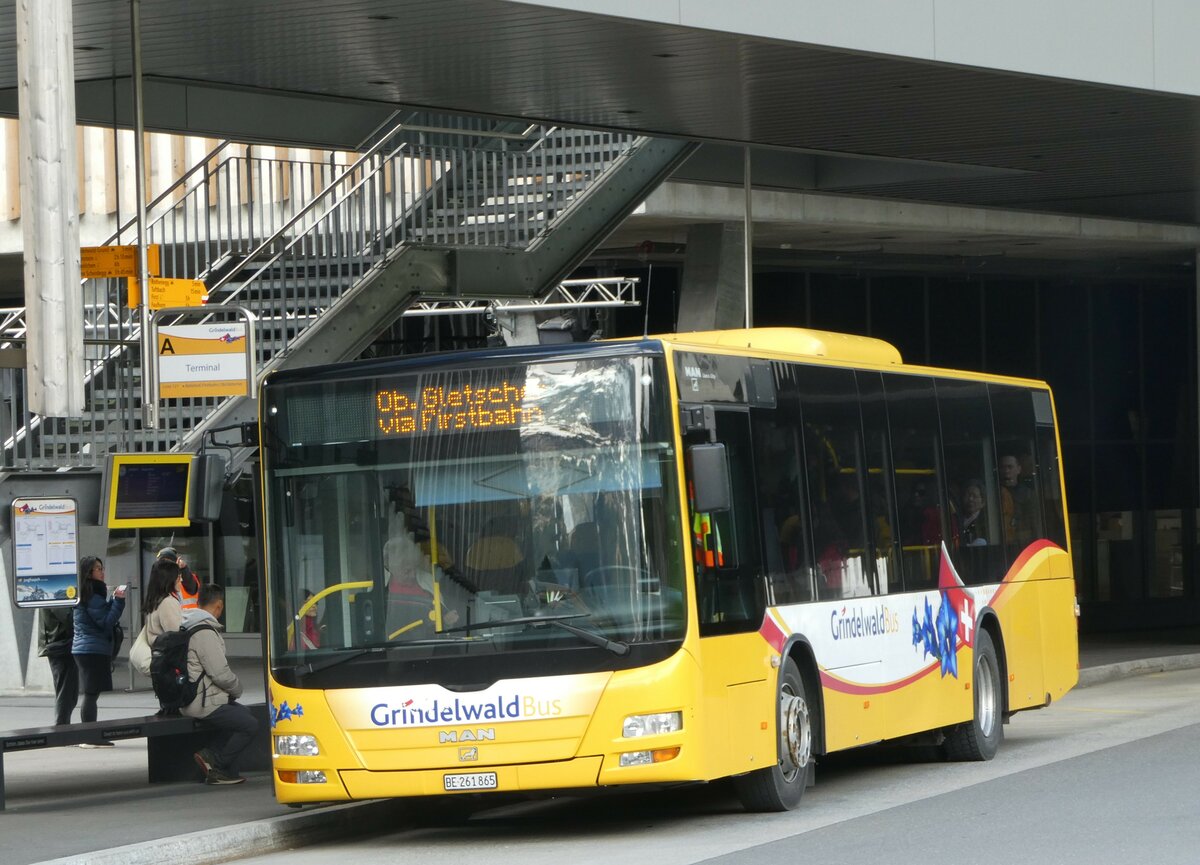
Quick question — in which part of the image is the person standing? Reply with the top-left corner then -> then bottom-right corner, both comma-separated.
72,556 -> 126,743
157,547 -> 199,612
185,584 -> 259,785
38,606 -> 78,726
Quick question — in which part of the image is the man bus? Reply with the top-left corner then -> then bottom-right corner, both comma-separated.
260,327 -> 1077,811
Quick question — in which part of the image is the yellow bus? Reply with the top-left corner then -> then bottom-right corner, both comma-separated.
261,327 -> 1077,811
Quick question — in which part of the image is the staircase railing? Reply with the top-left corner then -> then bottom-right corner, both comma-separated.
3,113 -> 639,470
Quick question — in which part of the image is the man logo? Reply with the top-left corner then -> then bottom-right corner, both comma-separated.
438,728 -> 496,743
459,746 -> 479,762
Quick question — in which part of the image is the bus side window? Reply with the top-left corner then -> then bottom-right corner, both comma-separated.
991,385 -> 1046,567
936,378 -> 1004,585
796,365 -> 875,601
751,368 -> 814,604
885,375 -> 947,592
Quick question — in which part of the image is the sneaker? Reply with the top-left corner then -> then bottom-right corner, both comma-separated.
205,769 -> 246,786
78,741 -> 116,749
193,748 -> 216,777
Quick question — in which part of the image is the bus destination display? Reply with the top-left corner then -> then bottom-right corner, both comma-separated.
375,382 -> 544,436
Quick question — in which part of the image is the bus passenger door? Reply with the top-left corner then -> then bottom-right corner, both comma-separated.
685,407 -> 775,779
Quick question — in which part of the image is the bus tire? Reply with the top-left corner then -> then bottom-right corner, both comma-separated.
732,658 -> 811,812
944,629 -> 1002,761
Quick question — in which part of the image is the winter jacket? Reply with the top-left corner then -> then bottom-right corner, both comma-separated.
38,607 -> 74,657
180,608 -> 242,719
71,580 -> 125,656
143,594 -> 183,643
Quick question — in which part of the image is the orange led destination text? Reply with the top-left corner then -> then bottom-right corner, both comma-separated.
376,383 -> 544,435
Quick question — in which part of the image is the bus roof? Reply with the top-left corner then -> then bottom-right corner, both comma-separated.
633,328 -> 903,365
619,327 -> 1050,390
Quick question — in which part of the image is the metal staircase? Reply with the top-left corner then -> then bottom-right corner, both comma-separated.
2,111 -> 695,471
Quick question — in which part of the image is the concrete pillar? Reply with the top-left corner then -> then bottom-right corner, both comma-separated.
17,0 -> 84,417
676,222 -> 747,332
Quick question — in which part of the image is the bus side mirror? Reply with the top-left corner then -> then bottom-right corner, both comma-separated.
689,443 -> 732,513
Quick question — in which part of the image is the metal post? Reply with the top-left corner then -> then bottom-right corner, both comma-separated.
743,146 -> 753,329
131,0 -> 157,428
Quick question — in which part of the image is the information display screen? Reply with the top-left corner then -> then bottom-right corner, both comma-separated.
105,454 -> 193,528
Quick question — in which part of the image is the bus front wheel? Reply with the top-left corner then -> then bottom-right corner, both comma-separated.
944,628 -> 1002,761
733,658 -> 811,812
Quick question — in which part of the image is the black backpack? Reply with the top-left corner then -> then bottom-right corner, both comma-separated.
149,625 -> 216,710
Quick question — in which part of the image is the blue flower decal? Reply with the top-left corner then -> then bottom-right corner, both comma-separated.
270,700 -> 304,727
912,591 -> 961,679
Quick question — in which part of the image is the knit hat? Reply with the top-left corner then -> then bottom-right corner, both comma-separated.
156,547 -> 179,563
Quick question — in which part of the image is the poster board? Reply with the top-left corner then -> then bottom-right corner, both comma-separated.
11,497 -> 79,608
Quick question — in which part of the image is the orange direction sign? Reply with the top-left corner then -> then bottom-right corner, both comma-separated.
81,244 -> 160,278
128,277 -> 208,310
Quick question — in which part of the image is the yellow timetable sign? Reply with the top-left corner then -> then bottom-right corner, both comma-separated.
81,244 -> 160,278
128,277 -> 208,310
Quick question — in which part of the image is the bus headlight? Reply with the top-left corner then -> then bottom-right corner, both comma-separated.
622,711 -> 682,738
275,734 -> 320,756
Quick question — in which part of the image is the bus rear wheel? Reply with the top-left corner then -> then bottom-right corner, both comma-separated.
733,658 -> 811,812
944,629 -> 1002,761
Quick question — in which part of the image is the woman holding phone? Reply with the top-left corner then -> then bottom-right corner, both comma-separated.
72,556 -> 126,742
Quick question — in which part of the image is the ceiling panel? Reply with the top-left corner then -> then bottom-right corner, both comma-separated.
0,0 -> 1197,223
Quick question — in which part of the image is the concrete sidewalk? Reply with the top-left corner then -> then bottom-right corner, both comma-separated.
4,640 -> 1199,865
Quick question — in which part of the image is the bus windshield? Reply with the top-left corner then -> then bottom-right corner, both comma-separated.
263,351 -> 686,683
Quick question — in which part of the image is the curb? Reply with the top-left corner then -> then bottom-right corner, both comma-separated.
31,798 -> 406,865
1077,652 -> 1200,688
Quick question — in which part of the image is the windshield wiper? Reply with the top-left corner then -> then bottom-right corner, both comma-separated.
441,613 -> 629,656
288,633 -> 479,675
289,645 -> 387,676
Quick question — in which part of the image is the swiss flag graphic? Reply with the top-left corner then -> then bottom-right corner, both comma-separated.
938,542 -> 976,649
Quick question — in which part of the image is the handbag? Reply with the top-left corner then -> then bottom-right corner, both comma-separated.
129,625 -> 153,675
111,622 -> 126,659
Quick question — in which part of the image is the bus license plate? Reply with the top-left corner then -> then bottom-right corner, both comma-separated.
444,772 -> 498,791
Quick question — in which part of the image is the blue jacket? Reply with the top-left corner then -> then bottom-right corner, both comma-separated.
72,580 -> 125,656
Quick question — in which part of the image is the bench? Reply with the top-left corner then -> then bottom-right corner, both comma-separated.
0,702 -> 272,810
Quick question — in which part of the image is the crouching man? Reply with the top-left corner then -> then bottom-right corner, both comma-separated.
185,583 -> 259,785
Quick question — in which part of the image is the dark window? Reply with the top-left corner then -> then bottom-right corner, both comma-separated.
937,379 -> 1005,585
693,410 -> 764,634
984,279 -> 1038,378
1091,286 -> 1140,441
991,386 -> 1045,570
751,365 -> 814,604
928,277 -> 982,371
1033,390 -> 1068,550
809,273 -> 868,335
796,366 -> 876,600
868,276 -> 927,365
858,372 -> 901,594
885,375 -> 946,591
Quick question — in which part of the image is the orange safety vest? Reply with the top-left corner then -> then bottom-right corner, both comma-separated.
176,572 -> 200,611
692,511 -> 724,568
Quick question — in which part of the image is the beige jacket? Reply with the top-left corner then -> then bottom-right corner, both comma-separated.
144,594 -> 182,642
180,609 -> 242,719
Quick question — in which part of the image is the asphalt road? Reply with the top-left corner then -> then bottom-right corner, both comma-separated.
220,667 -> 1200,865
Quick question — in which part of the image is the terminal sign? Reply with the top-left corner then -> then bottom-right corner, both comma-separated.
158,323 -> 250,399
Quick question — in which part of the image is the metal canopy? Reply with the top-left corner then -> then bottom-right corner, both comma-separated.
0,0 -> 1197,227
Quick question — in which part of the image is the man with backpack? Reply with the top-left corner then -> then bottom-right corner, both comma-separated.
176,583 -> 258,785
